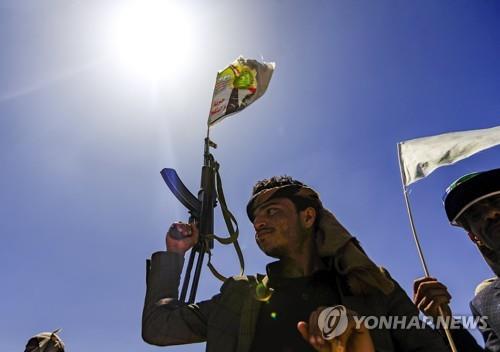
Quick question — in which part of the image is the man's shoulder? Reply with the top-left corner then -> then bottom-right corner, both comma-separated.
475,277 -> 498,295
220,273 -> 263,291
472,277 -> 499,307
214,273 -> 268,304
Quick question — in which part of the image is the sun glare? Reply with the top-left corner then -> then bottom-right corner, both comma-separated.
109,1 -> 195,80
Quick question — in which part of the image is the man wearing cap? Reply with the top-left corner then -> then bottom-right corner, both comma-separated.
143,176 -> 448,351
24,330 -> 65,352
413,167 -> 500,351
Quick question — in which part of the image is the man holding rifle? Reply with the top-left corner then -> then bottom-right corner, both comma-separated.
143,176 -> 448,351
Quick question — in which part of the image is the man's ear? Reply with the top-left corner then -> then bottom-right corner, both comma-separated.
301,207 -> 317,229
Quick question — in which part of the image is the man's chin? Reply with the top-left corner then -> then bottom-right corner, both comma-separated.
258,245 -> 283,259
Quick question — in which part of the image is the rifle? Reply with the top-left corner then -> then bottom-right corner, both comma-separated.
159,56 -> 274,303
161,131 -> 244,304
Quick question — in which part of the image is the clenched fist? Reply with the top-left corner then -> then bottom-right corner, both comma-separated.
166,222 -> 199,255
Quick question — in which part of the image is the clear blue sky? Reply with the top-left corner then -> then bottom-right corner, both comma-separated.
1,0 -> 499,351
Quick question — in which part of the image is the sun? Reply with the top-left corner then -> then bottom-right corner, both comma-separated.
109,1 -> 195,80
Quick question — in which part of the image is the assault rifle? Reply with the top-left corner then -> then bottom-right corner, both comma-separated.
159,56 -> 274,303
161,134 -> 244,304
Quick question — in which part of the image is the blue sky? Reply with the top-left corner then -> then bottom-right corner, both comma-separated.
1,0 -> 499,351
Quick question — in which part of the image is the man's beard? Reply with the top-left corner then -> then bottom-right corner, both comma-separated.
260,219 -> 311,259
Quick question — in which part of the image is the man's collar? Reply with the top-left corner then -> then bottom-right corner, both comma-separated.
265,260 -> 283,282
265,260 -> 333,282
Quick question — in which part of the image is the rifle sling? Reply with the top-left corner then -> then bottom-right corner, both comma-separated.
204,162 -> 245,281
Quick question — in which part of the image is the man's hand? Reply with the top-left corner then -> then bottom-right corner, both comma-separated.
297,307 -> 375,352
165,222 -> 199,255
413,277 -> 452,321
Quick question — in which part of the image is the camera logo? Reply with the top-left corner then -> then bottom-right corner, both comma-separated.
318,305 -> 348,340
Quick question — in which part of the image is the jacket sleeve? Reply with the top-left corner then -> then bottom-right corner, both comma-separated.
471,299 -> 498,352
384,275 -> 450,352
141,251 -> 222,346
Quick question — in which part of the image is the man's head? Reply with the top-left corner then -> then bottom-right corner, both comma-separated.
24,330 -> 65,352
444,168 -> 500,251
246,176 -> 323,258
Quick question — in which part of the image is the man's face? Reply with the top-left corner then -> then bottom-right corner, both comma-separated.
252,197 -> 309,258
461,195 -> 500,251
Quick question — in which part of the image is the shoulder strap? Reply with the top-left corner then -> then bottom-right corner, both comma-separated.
203,161 -> 245,281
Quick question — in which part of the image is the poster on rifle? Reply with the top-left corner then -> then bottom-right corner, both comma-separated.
208,56 -> 275,126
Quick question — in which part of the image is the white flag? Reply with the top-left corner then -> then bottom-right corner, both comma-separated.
398,125 -> 500,186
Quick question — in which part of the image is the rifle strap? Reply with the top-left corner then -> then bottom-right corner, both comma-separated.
204,162 -> 245,281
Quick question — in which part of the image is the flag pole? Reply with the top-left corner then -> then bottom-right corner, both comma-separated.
397,143 -> 457,352
401,192 -> 430,276
397,143 -> 430,276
